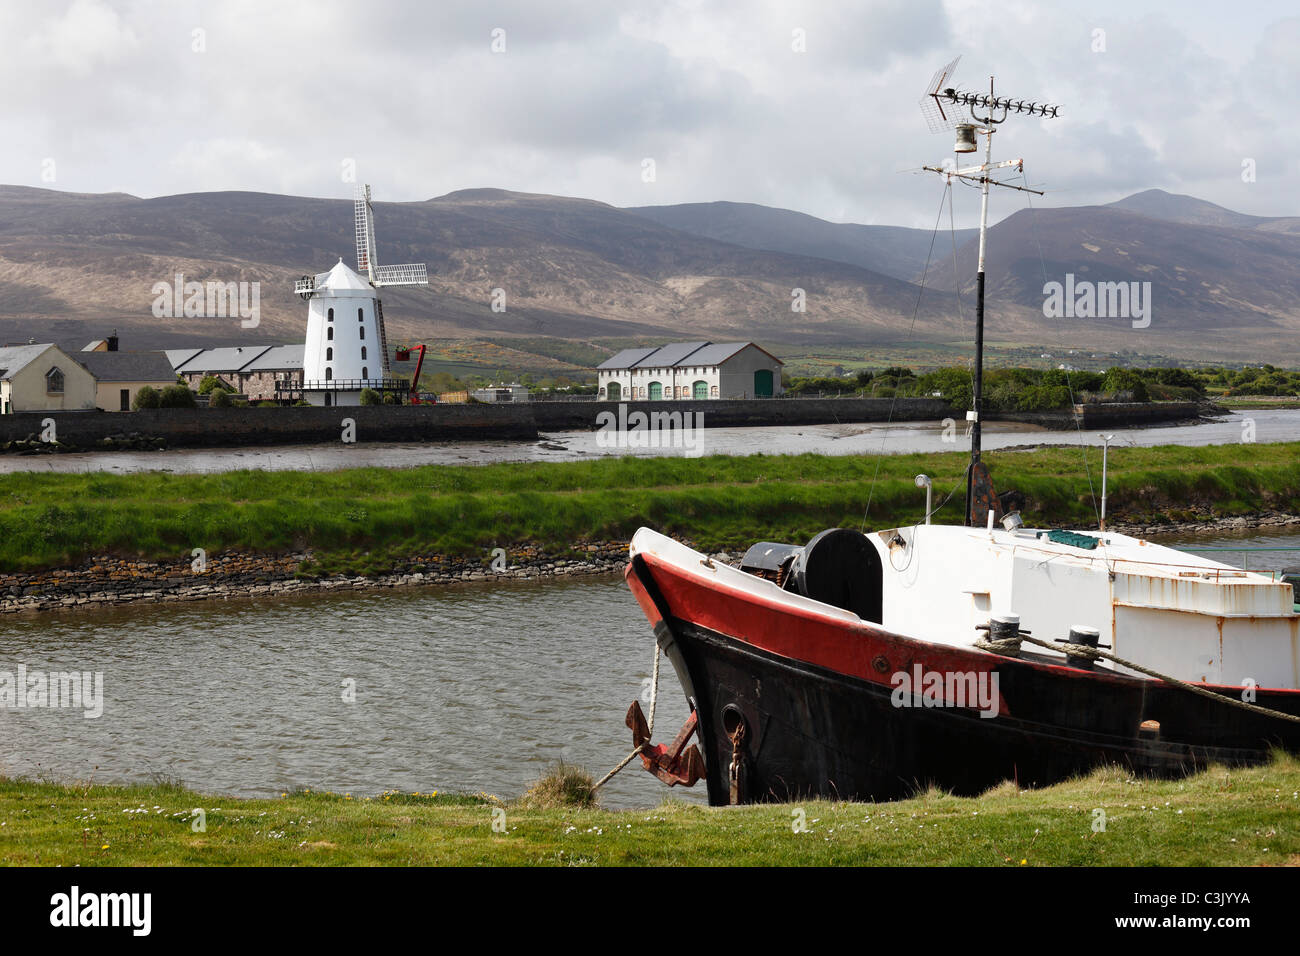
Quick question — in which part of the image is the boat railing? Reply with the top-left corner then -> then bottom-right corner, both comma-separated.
1176,546 -> 1300,574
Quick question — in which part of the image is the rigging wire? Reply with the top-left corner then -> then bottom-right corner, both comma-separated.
861,182 -> 952,531
948,177 -> 975,423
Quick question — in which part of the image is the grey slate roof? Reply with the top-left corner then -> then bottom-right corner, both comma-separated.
164,348 -> 205,370
0,344 -> 55,380
243,344 -> 304,371
597,346 -> 659,371
74,351 -> 177,383
631,341 -> 710,369
596,341 -> 782,371
168,346 -> 271,373
679,342 -> 754,366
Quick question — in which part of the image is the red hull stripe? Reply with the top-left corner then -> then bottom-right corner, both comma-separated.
631,552 -> 1300,710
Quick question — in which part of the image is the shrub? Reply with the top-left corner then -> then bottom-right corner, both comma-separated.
382,392 -> 399,405
208,388 -> 232,408
197,375 -> 225,395
159,384 -> 197,408
132,386 -> 161,410
359,388 -> 381,406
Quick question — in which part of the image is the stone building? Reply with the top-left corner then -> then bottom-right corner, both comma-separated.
168,345 -> 304,402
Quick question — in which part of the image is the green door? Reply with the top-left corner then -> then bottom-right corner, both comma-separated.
754,369 -> 774,397
693,380 -> 708,400
608,381 -> 621,401
648,381 -> 662,401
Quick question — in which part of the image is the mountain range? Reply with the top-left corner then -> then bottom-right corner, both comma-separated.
0,184 -> 1296,363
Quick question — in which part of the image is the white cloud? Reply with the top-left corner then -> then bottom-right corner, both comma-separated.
0,0 -> 1294,226
25,0 -> 138,76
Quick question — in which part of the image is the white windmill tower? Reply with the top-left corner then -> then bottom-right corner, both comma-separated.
292,184 -> 429,406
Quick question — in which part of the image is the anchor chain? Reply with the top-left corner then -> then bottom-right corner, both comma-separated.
728,721 -> 746,805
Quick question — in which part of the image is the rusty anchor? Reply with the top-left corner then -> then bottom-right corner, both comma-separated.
625,700 -> 706,787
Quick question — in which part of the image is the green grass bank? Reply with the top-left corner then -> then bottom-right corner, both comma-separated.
3,753 -> 1297,866
3,442 -> 1300,575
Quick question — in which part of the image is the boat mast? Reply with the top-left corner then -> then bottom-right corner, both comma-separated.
918,63 -> 1059,524
968,99 -> 993,525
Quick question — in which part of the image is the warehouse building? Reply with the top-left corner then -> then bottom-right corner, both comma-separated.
596,342 -> 783,400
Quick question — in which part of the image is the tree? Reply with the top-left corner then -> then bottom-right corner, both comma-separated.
208,388 -> 232,408
197,375 -> 225,395
359,388 -> 382,405
1101,368 -> 1149,402
132,386 -> 161,410
159,384 -> 197,408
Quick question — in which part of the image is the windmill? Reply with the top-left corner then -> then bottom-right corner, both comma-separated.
291,184 -> 429,406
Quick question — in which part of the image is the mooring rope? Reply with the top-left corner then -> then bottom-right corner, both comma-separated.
975,632 -> 1300,725
592,642 -> 662,791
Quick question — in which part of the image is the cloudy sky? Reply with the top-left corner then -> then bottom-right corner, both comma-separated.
5,0 -> 1297,227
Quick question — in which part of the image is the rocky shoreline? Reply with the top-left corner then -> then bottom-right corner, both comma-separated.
1108,510 -> 1300,539
4,511 -> 1298,616
0,542 -> 733,616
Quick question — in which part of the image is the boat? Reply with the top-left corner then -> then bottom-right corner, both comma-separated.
615,64 -> 1300,806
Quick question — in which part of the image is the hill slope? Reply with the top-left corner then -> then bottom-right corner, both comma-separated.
0,185 -> 955,351
0,184 -> 1297,363
624,200 -> 977,282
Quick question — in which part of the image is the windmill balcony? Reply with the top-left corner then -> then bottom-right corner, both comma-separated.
284,378 -> 411,393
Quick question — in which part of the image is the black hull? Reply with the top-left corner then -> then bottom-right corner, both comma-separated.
671,617 -> 1300,806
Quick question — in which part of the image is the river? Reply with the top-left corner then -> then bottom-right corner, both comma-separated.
5,528 -> 1300,807
0,576 -> 701,809
3,407 -> 1299,474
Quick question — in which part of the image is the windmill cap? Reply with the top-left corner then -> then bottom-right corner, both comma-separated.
313,259 -> 375,296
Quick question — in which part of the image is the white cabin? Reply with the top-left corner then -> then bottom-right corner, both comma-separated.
875,524 -> 1299,688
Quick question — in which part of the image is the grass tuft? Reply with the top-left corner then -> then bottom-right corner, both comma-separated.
519,762 -> 597,810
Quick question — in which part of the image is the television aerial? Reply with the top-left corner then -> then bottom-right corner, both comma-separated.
917,57 -> 1061,525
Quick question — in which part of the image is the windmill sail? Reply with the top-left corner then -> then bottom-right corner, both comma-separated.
373,262 -> 428,285
349,184 -> 429,374
354,185 -> 379,281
